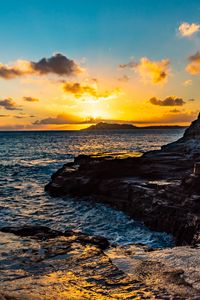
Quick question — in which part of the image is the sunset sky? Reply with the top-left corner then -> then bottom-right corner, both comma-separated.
0,0 -> 200,130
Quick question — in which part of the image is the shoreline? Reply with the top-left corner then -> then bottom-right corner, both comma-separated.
1,225 -> 200,299
45,114 -> 200,247
1,114 -> 200,298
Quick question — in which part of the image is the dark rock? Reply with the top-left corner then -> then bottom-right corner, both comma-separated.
1,225 -> 110,250
0,225 -> 61,239
73,233 -> 110,250
45,113 -> 200,246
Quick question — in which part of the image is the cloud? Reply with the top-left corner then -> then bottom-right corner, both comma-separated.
118,75 -> 130,82
136,58 -> 170,84
62,81 -> 121,102
14,115 -> 27,119
0,64 -> 26,79
158,111 -> 198,123
149,96 -> 186,106
0,53 -> 82,79
169,109 -> 181,113
14,115 -> 35,119
119,57 -> 170,84
34,113 -> 108,125
183,79 -> 192,86
119,62 -> 137,69
30,53 -> 82,76
63,82 -> 97,97
186,52 -> 200,74
121,111 -> 198,124
23,96 -> 39,102
14,112 -> 36,118
0,98 -> 22,110
179,22 -> 200,37
34,113 -> 83,125
34,111 -> 199,126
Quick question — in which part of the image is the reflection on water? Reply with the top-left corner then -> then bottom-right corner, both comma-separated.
0,130 -> 185,299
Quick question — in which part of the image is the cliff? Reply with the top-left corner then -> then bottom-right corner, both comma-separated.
45,113 -> 200,246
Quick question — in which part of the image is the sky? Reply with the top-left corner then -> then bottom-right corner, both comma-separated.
0,0 -> 200,130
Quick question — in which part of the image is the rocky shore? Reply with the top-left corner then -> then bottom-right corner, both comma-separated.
45,114 -> 200,247
0,225 -> 200,299
2,115 -> 200,299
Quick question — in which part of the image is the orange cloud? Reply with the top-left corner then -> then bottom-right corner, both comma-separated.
179,22 -> 200,37
23,96 -> 39,102
186,52 -> 200,74
0,64 -> 27,79
62,81 -> 121,102
136,58 -> 170,84
119,57 -> 170,84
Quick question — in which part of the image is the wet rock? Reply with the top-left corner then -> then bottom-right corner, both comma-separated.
1,226 -> 200,299
1,225 -> 110,250
45,113 -> 200,246
181,173 -> 200,195
0,225 -> 61,239
107,244 -> 200,298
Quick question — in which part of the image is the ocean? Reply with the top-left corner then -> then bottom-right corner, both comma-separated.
0,129 -> 184,248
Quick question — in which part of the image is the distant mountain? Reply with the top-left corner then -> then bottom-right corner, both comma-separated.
83,122 -> 137,131
82,122 -> 186,131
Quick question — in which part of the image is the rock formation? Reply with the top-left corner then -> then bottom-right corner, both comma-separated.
1,225 -> 200,299
45,113 -> 200,246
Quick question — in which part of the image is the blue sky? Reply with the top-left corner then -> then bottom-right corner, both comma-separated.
0,0 -> 200,129
0,0 -> 199,62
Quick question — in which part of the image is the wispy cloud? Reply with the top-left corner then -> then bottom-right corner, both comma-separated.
179,22 -> 200,37
119,57 -> 170,84
0,114 -> 9,117
0,53 -> 83,79
149,96 -> 186,106
186,51 -> 200,74
14,113 -> 36,119
0,98 -> 22,110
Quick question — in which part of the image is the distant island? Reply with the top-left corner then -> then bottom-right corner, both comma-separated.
82,122 -> 186,131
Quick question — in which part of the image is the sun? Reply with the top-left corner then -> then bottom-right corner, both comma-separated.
81,102 -> 110,121
90,111 -> 100,119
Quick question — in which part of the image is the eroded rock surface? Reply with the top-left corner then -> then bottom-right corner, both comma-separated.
0,226 -> 200,299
